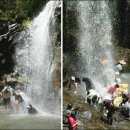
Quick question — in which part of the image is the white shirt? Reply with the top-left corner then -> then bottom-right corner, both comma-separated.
117,64 -> 122,71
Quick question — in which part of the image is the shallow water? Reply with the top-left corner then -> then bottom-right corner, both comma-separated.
0,114 -> 61,129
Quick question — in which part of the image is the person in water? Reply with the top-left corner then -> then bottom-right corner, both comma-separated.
1,86 -> 11,110
26,104 -> 38,115
12,90 -> 24,113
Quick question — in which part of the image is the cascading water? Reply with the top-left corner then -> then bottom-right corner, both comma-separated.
14,1 -> 60,115
76,1 -> 115,95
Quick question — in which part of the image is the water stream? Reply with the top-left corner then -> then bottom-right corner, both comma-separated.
76,1 -> 115,95
14,1 -> 60,115
0,1 -> 61,129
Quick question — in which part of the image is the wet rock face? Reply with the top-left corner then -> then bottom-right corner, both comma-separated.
110,0 -> 130,49
0,23 -> 22,74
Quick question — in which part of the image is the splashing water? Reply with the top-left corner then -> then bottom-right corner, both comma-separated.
76,1 -> 115,95
14,1 -> 60,115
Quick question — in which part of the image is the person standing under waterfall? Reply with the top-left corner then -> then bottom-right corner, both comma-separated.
82,77 -> 94,92
12,90 -> 24,113
1,86 -> 11,111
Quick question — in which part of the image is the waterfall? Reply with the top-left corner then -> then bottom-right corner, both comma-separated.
14,1 -> 60,115
76,1 -> 115,95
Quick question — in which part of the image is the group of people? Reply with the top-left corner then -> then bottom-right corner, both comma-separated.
64,60 -> 130,128
0,85 -> 37,115
0,86 -> 21,112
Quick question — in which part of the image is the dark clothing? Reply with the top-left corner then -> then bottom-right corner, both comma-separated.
122,94 -> 129,105
103,100 -> 115,125
83,77 -> 94,91
28,105 -> 38,114
15,94 -> 24,103
3,97 -> 10,106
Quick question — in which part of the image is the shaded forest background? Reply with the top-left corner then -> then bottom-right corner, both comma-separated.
0,0 -> 48,74
0,0 -> 61,92
0,0 -> 48,34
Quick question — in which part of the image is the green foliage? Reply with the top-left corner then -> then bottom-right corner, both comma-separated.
0,0 -> 48,27
22,19 -> 32,28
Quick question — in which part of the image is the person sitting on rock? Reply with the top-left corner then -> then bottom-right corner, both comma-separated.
12,90 -> 24,113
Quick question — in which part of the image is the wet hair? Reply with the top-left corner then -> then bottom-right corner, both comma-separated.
67,104 -> 73,110
115,84 -> 119,88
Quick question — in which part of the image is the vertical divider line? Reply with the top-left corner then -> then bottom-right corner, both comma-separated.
61,0 -> 63,129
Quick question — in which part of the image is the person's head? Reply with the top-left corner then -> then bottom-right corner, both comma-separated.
92,95 -> 98,104
71,76 -> 75,81
123,90 -> 128,95
115,84 -> 119,88
75,77 -> 81,83
66,110 -> 71,116
115,78 -> 121,84
67,103 -> 73,110
115,72 -> 120,76
26,104 -> 32,109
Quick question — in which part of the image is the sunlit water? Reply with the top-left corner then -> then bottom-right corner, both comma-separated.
75,1 -> 115,96
14,1 -> 60,115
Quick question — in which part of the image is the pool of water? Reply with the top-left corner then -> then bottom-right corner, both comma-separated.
0,113 -> 61,129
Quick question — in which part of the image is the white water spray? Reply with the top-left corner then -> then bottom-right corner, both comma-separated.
76,1 -> 115,95
14,1 -> 60,115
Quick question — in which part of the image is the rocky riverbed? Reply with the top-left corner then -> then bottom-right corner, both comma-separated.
63,88 -> 130,130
